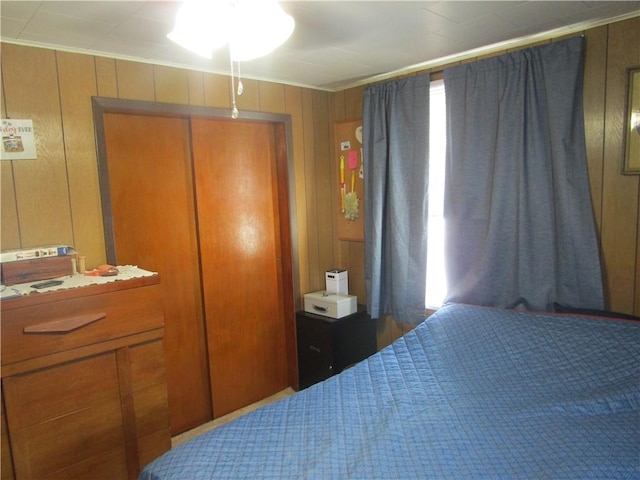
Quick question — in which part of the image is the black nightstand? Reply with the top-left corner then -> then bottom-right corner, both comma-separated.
296,305 -> 377,389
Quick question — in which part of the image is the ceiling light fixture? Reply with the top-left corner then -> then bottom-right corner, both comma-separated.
168,0 -> 295,118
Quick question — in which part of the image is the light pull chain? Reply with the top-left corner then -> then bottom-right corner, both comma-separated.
236,61 -> 244,96
229,0 -> 241,119
230,52 -> 239,119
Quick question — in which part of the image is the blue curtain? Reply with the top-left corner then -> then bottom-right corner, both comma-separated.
443,37 -> 604,311
362,74 -> 430,324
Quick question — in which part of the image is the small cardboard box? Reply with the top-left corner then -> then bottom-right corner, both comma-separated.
0,245 -> 74,263
304,291 -> 357,319
1,255 -> 74,286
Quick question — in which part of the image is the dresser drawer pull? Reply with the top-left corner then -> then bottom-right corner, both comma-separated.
23,313 -> 106,334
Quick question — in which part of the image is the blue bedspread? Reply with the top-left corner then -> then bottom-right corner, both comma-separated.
139,304 -> 640,479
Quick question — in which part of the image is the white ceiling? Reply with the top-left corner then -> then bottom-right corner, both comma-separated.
1,1 -> 639,91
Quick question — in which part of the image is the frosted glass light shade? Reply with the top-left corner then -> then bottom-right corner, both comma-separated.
229,0 -> 295,61
167,1 -> 230,58
167,0 -> 294,61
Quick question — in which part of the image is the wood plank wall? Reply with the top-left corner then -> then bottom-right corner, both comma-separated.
1,16 -> 638,353
0,43 -> 332,309
331,16 -> 640,347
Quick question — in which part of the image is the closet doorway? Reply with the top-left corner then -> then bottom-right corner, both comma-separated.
93,98 -> 298,435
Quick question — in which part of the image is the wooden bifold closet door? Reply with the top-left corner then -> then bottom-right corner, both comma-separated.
103,112 -> 291,433
191,118 -> 288,416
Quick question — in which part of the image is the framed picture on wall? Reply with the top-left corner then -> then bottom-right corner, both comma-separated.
623,66 -> 640,174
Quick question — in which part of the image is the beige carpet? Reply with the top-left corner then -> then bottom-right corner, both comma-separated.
172,387 -> 296,447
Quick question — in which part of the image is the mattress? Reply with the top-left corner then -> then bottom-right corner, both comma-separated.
139,304 -> 640,479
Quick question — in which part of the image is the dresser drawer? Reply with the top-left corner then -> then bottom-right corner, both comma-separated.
1,281 -> 163,366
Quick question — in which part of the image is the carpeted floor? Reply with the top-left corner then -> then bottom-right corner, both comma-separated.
171,387 -> 296,447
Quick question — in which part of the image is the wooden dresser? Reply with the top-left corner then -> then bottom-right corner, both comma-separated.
1,274 -> 171,480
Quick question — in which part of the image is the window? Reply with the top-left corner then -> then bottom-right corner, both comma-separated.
425,80 -> 447,309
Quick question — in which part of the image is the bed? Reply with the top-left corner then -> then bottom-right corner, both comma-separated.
139,303 -> 640,479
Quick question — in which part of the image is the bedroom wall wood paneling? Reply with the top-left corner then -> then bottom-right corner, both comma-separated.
95,57 -> 118,98
1,45 -> 74,251
153,65 -> 190,104
598,17 -> 640,314
57,51 -> 106,269
0,83 -> 20,250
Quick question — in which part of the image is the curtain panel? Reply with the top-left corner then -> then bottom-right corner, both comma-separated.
362,74 -> 430,324
443,36 -> 604,311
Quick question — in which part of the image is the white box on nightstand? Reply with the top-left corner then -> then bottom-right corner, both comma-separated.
304,291 -> 357,318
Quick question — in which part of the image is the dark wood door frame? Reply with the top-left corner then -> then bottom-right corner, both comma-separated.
91,96 -> 301,391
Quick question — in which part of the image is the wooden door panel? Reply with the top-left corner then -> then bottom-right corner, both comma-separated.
191,118 -> 288,417
103,113 -> 212,434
